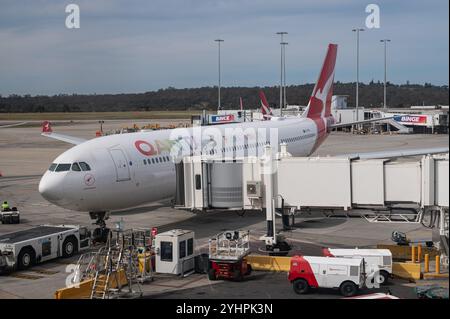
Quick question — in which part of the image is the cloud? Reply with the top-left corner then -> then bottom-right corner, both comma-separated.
0,0 -> 448,95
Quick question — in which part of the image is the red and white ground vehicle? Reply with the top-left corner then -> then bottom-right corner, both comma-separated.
323,248 -> 392,285
288,255 -> 366,297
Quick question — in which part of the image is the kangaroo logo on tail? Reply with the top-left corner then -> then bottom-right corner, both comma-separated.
42,121 -> 52,133
259,90 -> 273,120
305,44 -> 338,119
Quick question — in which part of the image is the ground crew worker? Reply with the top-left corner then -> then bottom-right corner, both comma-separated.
1,201 -> 10,211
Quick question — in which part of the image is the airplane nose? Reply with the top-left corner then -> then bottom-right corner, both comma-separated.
39,173 -> 64,201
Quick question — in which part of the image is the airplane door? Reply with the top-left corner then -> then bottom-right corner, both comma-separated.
109,148 -> 131,182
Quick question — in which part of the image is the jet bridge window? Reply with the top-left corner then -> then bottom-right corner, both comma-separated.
55,164 -> 71,172
71,163 -> 81,171
48,163 -> 57,171
79,162 -> 91,171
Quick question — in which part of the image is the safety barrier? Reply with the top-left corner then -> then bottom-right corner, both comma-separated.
245,255 -> 291,272
54,269 -> 128,299
392,262 -> 421,281
377,244 -> 439,261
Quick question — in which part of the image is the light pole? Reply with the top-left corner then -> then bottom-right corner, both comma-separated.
276,32 -> 288,115
352,28 -> 364,121
214,39 -> 224,110
380,39 -> 391,109
281,42 -> 288,110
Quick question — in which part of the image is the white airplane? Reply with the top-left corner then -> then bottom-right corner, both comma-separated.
39,44 -> 448,235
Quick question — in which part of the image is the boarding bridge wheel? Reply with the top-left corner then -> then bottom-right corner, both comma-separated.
262,240 -> 292,257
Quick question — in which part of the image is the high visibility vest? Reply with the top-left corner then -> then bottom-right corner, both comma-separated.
1,203 -> 9,210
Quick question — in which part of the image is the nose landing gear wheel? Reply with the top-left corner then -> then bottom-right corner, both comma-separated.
89,212 -> 110,243
93,227 -> 110,243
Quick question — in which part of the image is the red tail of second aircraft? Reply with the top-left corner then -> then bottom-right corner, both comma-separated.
259,90 -> 273,120
305,44 -> 338,119
42,121 -> 52,133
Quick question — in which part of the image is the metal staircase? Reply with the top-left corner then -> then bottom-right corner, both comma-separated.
72,228 -> 153,299
90,242 -> 123,299
386,118 -> 412,134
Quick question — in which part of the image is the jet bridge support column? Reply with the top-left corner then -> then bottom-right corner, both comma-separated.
261,145 -> 276,246
259,145 -> 291,256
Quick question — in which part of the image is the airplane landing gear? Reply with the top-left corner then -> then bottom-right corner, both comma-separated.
89,212 -> 110,243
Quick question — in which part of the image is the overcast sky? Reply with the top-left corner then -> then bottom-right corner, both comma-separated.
0,0 -> 448,95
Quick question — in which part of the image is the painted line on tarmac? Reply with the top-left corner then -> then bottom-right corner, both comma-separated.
8,273 -> 45,280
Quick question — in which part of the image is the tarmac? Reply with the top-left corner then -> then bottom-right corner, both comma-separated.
0,119 -> 448,299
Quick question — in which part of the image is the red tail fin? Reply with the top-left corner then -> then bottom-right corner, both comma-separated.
239,97 -> 244,111
259,90 -> 273,119
305,44 -> 338,119
42,121 -> 52,133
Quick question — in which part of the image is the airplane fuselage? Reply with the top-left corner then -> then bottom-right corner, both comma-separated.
39,116 -> 331,212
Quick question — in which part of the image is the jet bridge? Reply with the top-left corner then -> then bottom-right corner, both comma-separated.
175,149 -> 448,213
174,146 -> 449,257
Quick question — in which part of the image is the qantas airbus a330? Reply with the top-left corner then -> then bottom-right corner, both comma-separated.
38,44 -> 448,228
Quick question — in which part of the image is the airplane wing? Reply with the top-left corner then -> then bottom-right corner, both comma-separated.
0,122 -> 28,128
330,117 -> 393,129
338,147 -> 449,160
40,121 -> 87,145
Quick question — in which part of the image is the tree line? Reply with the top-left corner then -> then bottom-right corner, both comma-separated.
0,82 -> 448,113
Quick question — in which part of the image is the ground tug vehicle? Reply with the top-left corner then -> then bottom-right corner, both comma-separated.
1,207 -> 20,224
0,225 -> 91,273
208,230 -> 252,281
288,255 -> 366,297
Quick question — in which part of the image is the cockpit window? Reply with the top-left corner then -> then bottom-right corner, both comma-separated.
48,163 -> 57,171
79,162 -> 91,171
55,164 -> 71,172
72,163 -> 81,171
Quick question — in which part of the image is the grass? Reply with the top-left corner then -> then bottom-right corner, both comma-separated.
0,111 -> 209,121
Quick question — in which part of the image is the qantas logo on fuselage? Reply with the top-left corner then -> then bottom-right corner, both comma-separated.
135,139 -> 176,156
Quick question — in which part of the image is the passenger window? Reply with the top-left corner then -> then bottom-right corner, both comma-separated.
49,163 -> 57,171
72,163 -> 81,171
143,159 -> 147,165
79,162 -> 91,171
55,164 -> 71,172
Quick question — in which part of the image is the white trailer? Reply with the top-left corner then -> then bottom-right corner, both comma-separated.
288,255 -> 366,297
0,225 -> 91,272
323,248 -> 392,284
